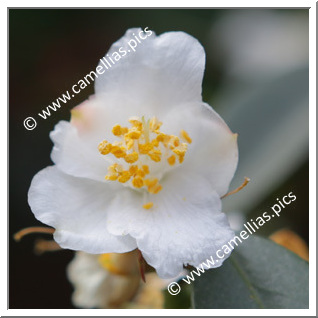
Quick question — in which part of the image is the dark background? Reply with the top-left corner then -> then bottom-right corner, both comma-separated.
9,9 -> 309,309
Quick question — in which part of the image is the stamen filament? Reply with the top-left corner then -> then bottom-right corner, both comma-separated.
221,177 -> 250,199
142,116 -> 150,143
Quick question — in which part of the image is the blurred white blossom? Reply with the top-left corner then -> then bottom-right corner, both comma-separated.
67,250 -> 168,308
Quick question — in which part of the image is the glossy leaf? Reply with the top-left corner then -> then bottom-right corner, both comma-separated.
193,235 -> 308,309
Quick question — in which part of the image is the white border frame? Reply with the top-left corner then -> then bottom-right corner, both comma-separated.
4,0 -> 316,316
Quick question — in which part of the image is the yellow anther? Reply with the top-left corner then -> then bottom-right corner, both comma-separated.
105,174 -> 118,181
173,143 -> 188,156
98,140 -> 112,155
112,124 -> 123,136
173,149 -> 185,156
126,128 -> 141,140
128,117 -> 143,131
111,146 -> 126,158
180,129 -> 192,144
144,178 -> 158,187
132,177 -> 144,188
148,183 -> 162,194
136,169 -> 146,178
157,134 -> 172,147
142,165 -> 150,175
129,165 -> 138,175
139,143 -> 153,154
156,133 -> 166,142
149,117 -> 162,131
148,149 -> 161,162
151,139 -> 159,147
124,152 -> 139,164
154,184 -> 162,194
171,136 -> 180,147
121,127 -> 128,134
105,164 -> 123,180
167,155 -> 176,166
143,202 -> 153,210
118,171 -> 131,183
179,154 -> 185,164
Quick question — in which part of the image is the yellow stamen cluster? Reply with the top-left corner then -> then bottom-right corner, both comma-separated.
98,116 -> 192,209
143,202 -> 154,210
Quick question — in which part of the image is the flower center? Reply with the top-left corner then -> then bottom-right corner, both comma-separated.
98,116 -> 191,209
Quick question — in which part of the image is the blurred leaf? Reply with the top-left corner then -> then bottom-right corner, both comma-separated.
217,67 -> 309,214
164,282 -> 191,309
193,235 -> 308,309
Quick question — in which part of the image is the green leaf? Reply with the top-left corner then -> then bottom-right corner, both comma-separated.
193,235 -> 308,309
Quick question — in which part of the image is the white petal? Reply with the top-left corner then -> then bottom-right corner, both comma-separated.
162,101 -> 238,197
50,97 -> 116,182
50,120 -> 106,181
28,166 -> 137,253
105,170 -> 235,278
95,28 -> 205,114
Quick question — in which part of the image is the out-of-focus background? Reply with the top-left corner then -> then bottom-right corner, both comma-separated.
9,9 -> 309,309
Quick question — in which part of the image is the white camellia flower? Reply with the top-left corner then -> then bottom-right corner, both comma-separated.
28,28 -> 238,279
